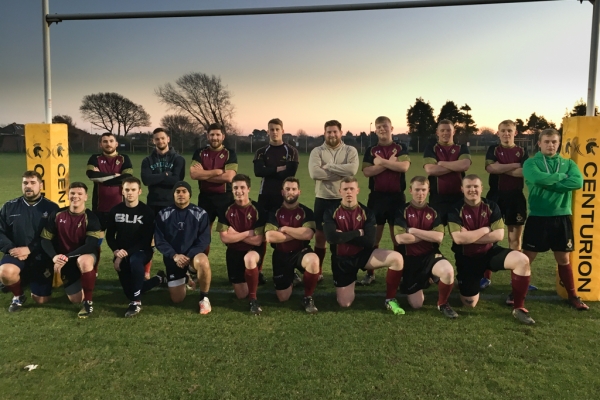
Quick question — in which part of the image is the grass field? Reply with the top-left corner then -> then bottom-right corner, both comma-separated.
1,152 -> 599,400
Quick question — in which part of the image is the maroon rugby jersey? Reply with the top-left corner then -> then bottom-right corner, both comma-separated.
265,204 -> 315,253
423,143 -> 471,198
486,144 -> 528,192
362,143 -> 410,193
41,208 -> 103,254
216,200 -> 265,251
393,202 -> 443,256
447,199 -> 504,257
191,146 -> 238,194
86,153 -> 133,212
325,203 -> 373,257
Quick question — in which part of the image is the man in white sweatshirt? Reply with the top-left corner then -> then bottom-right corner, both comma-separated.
308,120 -> 360,280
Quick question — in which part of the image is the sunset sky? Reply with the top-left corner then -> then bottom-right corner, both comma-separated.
0,0 -> 596,136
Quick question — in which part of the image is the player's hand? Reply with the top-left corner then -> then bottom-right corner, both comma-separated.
115,173 -> 121,177
276,166 -> 286,172
336,229 -> 342,233
279,226 -> 288,234
322,164 -> 329,170
373,155 -> 383,166
53,254 -> 68,266
388,155 -> 397,162
174,254 -> 190,268
359,229 -> 364,236
114,257 -> 122,272
227,226 -> 240,235
460,227 -> 468,232
53,262 -> 64,274
93,167 -> 100,171
247,230 -> 255,237
114,249 -> 128,258
9,246 -> 30,259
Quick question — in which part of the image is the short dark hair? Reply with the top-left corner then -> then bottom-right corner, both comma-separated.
100,132 -> 115,140
410,176 -> 429,187
22,170 -> 43,182
324,120 -> 342,130
69,181 -> 88,193
207,123 -> 225,134
232,174 -> 251,188
462,174 -> 482,184
282,176 -> 300,188
340,176 -> 358,185
438,119 -> 454,127
122,176 -> 142,187
539,128 -> 561,140
153,128 -> 168,136
268,118 -> 283,129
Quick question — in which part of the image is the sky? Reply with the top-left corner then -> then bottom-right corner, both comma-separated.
0,0 -> 596,136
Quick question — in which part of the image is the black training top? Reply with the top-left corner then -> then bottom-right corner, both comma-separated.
106,201 -> 155,255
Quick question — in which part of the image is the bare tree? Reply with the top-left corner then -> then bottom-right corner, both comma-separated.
155,73 -> 235,133
80,92 -> 151,136
160,114 -> 202,152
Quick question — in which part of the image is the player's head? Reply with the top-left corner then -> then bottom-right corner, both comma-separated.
461,174 -> 483,205
375,116 -> 393,144
152,128 -> 170,152
207,123 -> 225,149
409,176 -> 429,205
232,174 -> 251,204
281,177 -> 301,205
324,120 -> 342,148
122,176 -> 142,204
68,182 -> 88,210
99,132 -> 118,155
497,120 -> 517,146
172,181 -> 192,209
21,170 -> 43,202
538,128 -> 561,156
268,118 -> 284,145
436,120 -> 455,145
339,176 -> 359,207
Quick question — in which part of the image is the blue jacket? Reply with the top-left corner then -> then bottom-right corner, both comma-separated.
154,204 -> 210,258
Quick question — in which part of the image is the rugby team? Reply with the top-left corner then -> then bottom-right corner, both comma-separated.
0,117 -> 588,324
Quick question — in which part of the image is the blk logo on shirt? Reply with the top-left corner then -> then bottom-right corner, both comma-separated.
115,214 -> 144,224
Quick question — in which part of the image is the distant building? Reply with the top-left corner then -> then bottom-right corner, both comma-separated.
0,123 -> 25,152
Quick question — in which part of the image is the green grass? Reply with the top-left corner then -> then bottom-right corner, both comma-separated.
1,152 -> 599,400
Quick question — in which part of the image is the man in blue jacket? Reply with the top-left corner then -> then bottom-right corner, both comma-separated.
155,181 -> 213,314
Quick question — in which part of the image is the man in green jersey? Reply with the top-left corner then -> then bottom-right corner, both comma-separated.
521,129 -> 588,310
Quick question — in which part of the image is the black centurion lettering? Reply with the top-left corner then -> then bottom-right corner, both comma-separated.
578,162 -> 597,292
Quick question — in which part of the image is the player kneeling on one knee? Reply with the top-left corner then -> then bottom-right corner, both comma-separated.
106,177 -> 166,317
323,177 -> 404,310
0,171 -> 59,312
41,182 -> 102,318
155,182 -> 212,314
216,174 -> 266,315
448,175 -> 534,325
392,176 -> 458,319
265,177 -> 320,314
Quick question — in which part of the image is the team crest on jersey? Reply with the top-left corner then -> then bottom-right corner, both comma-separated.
481,211 -> 487,218
426,213 -> 432,220
42,212 -> 48,218
43,268 -> 51,278
515,152 -> 520,157
295,214 -> 301,220
567,239 -> 573,249
247,214 -> 253,220
516,213 -> 523,222
219,154 -> 225,159
77,222 -> 82,228
116,160 -> 120,165
451,148 -> 456,154
392,148 -> 397,155
356,215 -> 362,221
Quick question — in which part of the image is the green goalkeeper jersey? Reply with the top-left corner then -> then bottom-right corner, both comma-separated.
523,151 -> 583,217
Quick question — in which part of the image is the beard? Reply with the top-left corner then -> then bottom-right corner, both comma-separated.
284,195 -> 299,205
326,137 -> 341,147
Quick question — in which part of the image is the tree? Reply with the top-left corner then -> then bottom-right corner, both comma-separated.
568,98 -> 598,117
251,129 -> 268,142
160,114 -> 201,152
526,112 -> 556,142
407,97 -> 436,152
52,115 -> 75,127
155,73 -> 235,133
437,101 -> 462,125
80,92 -> 151,136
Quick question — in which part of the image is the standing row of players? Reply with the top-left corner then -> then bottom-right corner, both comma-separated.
0,117 -> 588,321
